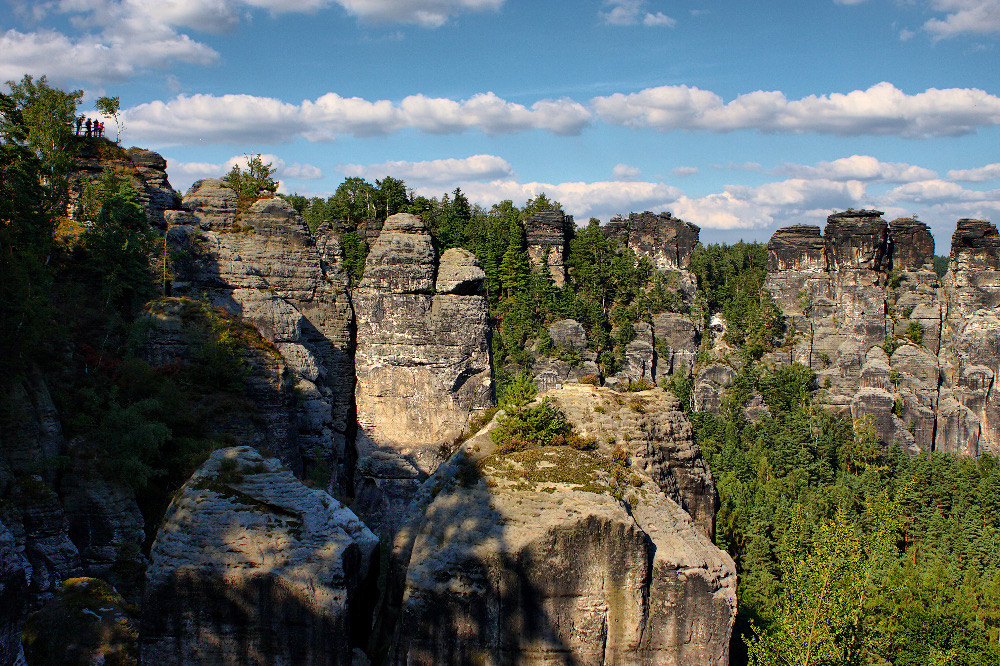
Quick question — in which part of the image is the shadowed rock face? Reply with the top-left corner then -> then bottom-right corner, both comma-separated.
524,210 -> 574,286
353,215 -> 494,535
0,520 -> 27,666
889,218 -> 935,271
603,211 -> 700,271
141,447 -> 378,666
385,385 -> 735,665
168,183 -> 356,490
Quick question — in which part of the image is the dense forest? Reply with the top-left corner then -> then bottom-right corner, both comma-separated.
4,75 -> 1000,665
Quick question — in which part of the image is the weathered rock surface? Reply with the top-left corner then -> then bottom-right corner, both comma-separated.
764,212 -> 1000,457
548,318 -> 588,350
168,183 -> 356,487
653,312 -> 700,380
0,520 -> 27,666
603,211 -> 699,272
142,447 -> 378,666
386,385 -> 734,665
524,210 -> 574,286
353,215 -> 494,535
694,364 -> 737,414
142,297 -> 298,469
0,477 -> 82,600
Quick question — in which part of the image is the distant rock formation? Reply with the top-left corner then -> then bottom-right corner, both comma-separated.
141,447 -> 378,666
384,385 -> 734,665
524,209 -> 574,286
763,211 -> 1000,457
353,214 -> 494,535
603,211 -> 700,272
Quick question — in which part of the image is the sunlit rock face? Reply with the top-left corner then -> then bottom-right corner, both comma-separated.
524,209 -> 574,286
384,385 -> 735,665
167,182 -> 356,490
761,213 -> 1000,457
352,215 -> 494,536
141,447 -> 378,666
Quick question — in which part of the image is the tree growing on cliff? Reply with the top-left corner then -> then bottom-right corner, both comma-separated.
223,154 -> 278,203
94,95 -> 122,143
3,74 -> 82,209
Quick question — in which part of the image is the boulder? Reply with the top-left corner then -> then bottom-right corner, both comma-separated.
889,218 -> 935,271
168,187 -> 356,489
693,364 -> 736,414
653,312 -> 699,379
435,247 -> 485,295
141,447 -> 378,666
602,211 -> 699,271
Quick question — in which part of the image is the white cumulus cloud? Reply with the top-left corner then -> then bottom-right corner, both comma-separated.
600,0 -> 676,27
924,0 -> 1000,39
947,163 -> 1000,182
775,155 -> 937,182
612,164 -> 642,180
166,153 -> 323,192
124,91 -> 591,146
341,154 -> 514,185
335,0 -> 505,27
591,82 -> 1000,138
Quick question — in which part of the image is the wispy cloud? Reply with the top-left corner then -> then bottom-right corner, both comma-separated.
340,154 -> 515,185
600,1 -> 676,27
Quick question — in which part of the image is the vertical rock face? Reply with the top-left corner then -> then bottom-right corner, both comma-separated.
128,149 -> 182,227
763,212 -> 1000,457
524,210 -> 573,286
653,312 -> 700,380
889,218 -> 934,271
353,215 -> 494,534
141,447 -> 378,666
0,520 -> 27,666
168,182 -> 356,488
602,211 -> 700,271
387,386 -> 734,665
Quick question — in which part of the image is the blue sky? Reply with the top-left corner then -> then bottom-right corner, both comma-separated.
2,0 -> 999,247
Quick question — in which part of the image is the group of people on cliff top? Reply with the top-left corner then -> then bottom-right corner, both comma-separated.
74,116 -> 105,138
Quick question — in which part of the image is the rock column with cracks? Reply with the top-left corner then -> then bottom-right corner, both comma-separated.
353,214 -> 494,535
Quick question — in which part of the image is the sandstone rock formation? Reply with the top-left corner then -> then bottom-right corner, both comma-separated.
385,385 -> 734,665
524,209 -> 574,286
764,212 -> 1000,457
142,447 -> 378,665
167,182 -> 356,488
353,215 -> 494,534
141,297 -> 298,468
604,211 -> 699,269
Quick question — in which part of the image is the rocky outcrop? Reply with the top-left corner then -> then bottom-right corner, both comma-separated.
548,318 -> 588,350
142,297 -> 298,469
68,141 -> 180,228
524,210 -> 574,286
694,364 -> 737,414
386,385 -> 734,665
603,211 -> 699,272
1,477 -> 82,599
764,212 -> 1000,457
653,312 -> 700,380
167,183 -> 356,488
141,447 -> 378,666
353,217 -> 494,535
0,520 -> 27,666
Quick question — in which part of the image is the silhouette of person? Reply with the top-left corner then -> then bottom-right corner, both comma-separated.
97,122 -> 103,138
75,116 -> 83,136
85,118 -> 92,138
